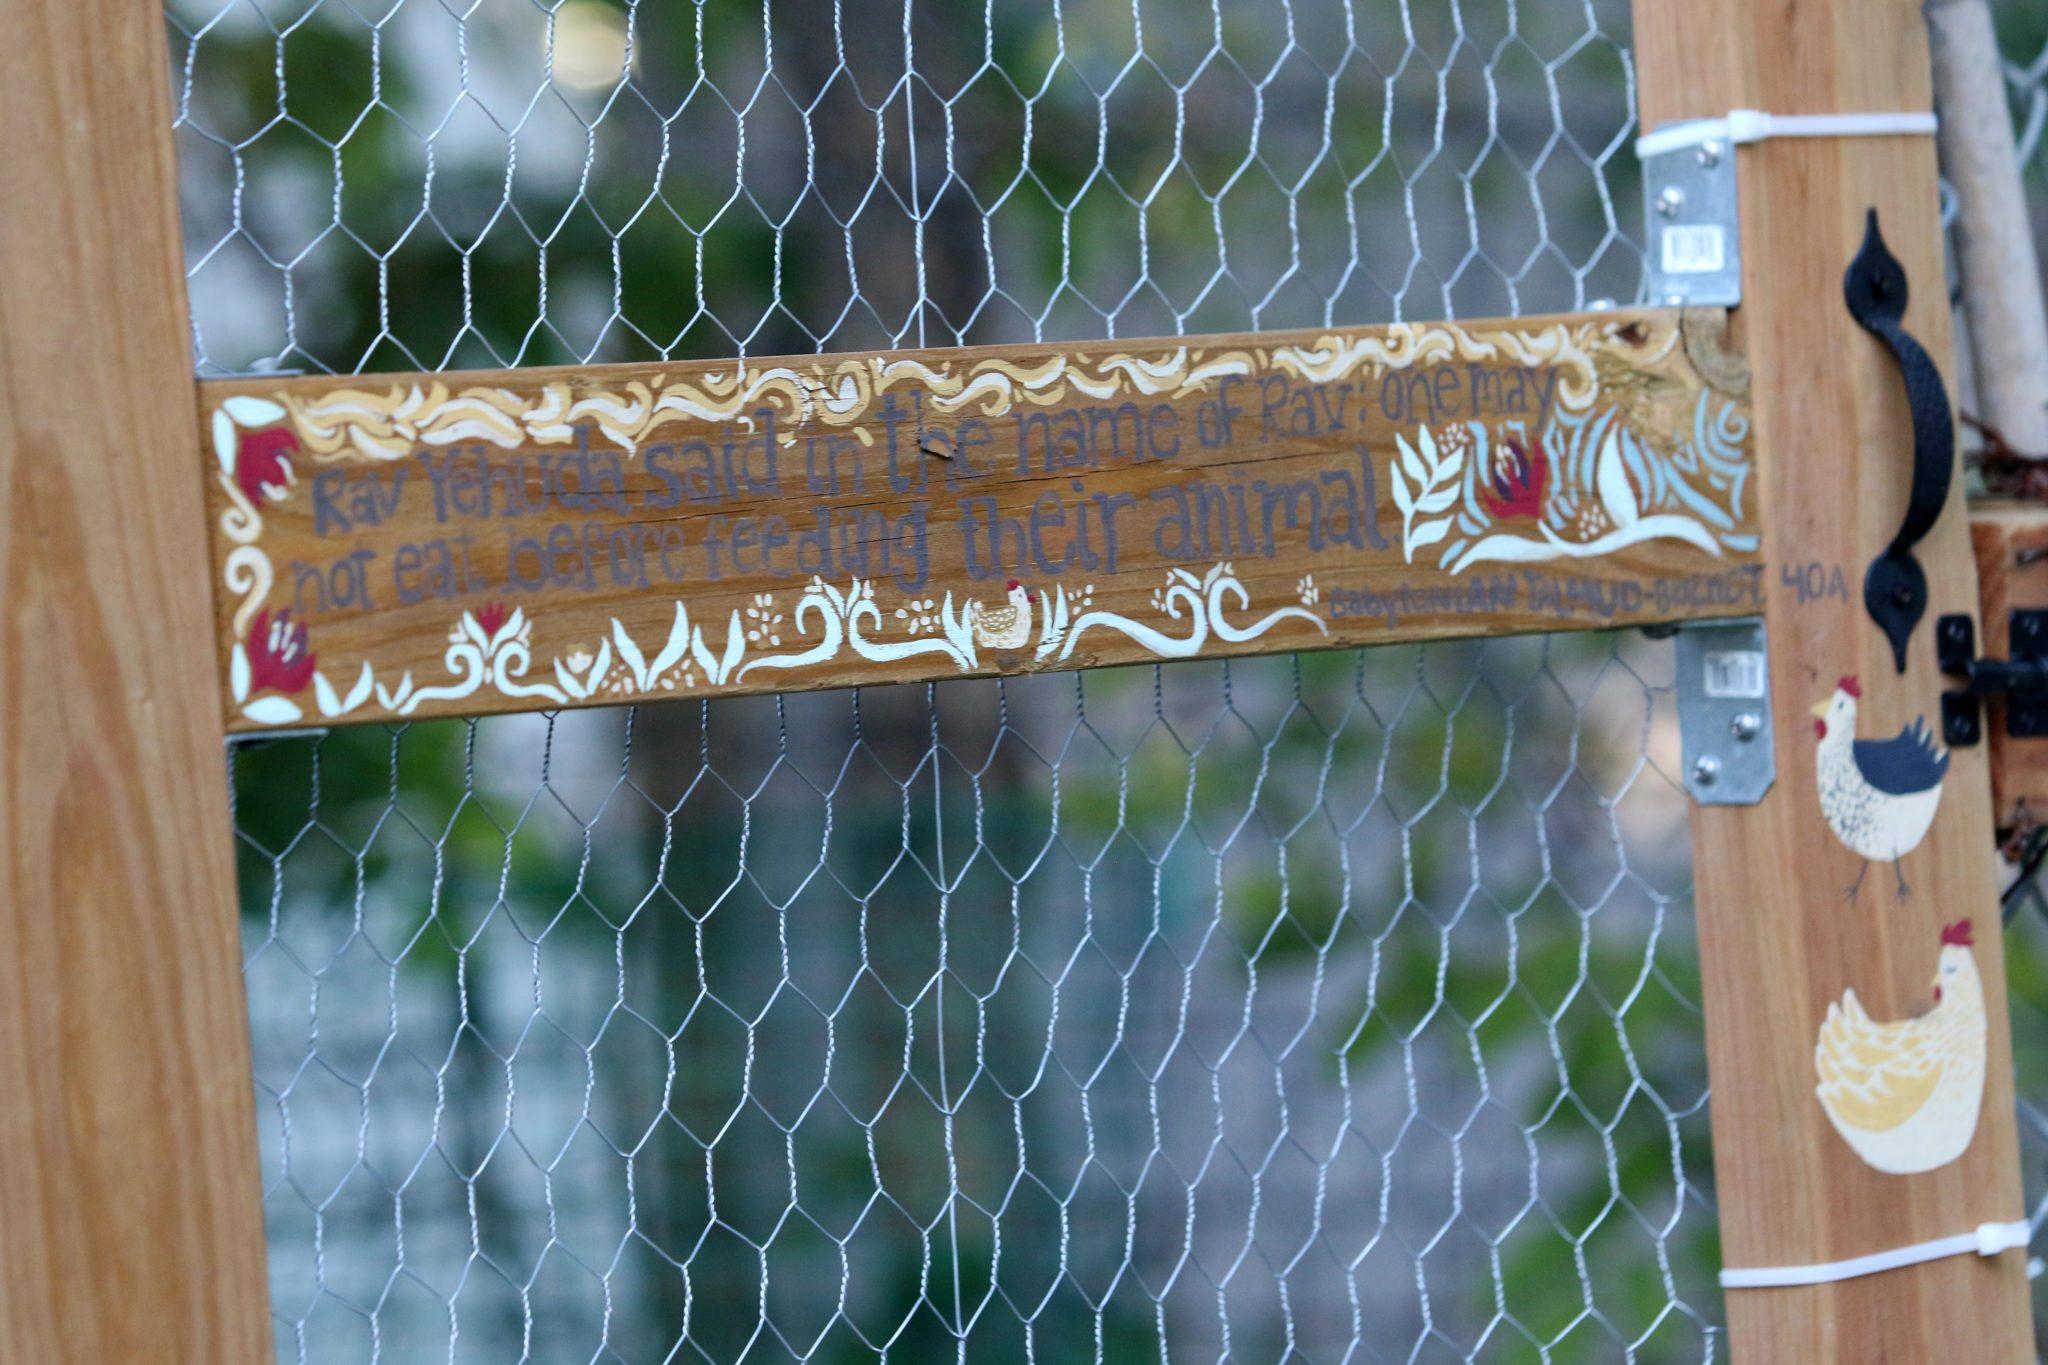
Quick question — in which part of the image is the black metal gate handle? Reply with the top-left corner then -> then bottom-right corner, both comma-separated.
1844,208 -> 1954,674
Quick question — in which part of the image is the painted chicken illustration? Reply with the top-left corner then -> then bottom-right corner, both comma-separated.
1811,676 -> 1948,896
970,580 -> 1035,651
1814,919 -> 1987,1174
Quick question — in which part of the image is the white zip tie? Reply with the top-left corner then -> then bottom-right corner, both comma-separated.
1636,109 -> 1938,160
1720,1220 -> 2030,1290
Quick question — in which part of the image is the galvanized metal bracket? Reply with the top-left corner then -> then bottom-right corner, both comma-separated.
1674,618 -> 1775,804
1639,109 -> 1940,310
1641,136 -> 1741,308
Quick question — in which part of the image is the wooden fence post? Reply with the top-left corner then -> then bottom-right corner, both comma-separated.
0,2 -> 271,1360
1631,0 -> 2038,1356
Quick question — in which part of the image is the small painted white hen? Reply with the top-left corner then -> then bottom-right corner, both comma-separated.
970,580 -> 1035,652
1814,919 -> 1986,1175
1810,675 -> 1948,896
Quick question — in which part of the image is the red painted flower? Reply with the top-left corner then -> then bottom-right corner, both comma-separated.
236,425 -> 299,503
1481,437 -> 1548,520
474,601 -> 511,641
247,607 -> 315,695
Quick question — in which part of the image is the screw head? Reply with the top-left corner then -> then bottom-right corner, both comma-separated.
1729,712 -> 1762,742
1692,754 -> 1722,786
1656,186 -> 1686,219
1695,140 -> 1722,168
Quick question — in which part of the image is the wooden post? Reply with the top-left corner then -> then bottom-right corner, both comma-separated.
1632,0 -> 2038,1356
0,2 -> 271,1361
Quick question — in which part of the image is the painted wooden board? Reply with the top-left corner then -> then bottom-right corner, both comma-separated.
200,309 -> 1759,731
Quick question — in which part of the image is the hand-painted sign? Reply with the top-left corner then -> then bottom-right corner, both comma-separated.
202,309 -> 1760,730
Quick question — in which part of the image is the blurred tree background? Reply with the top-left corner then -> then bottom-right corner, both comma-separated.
171,0 -> 2048,1360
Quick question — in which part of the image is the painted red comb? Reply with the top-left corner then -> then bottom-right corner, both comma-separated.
1838,675 -> 1862,698
1941,919 -> 1974,947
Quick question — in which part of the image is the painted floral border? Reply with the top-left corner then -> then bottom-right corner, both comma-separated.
220,557 -> 1328,726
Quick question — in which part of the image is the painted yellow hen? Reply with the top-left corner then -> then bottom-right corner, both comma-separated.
1813,919 -> 1986,1175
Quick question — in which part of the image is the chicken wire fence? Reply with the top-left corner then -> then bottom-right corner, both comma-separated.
228,639 -> 1715,1362
161,0 -> 2048,1359
165,0 -> 1646,373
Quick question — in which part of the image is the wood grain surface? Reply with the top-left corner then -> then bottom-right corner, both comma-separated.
1636,0 -> 2036,1356
0,1 -> 272,1361
201,308 -> 1760,731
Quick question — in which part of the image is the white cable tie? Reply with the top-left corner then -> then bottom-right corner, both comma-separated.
1636,109 -> 1938,160
1719,1220 -> 2030,1290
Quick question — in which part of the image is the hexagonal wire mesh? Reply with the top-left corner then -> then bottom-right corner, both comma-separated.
229,639 -> 1713,1361
160,0 -> 2045,1358
166,0 -> 1646,373
224,642 -> 1720,1365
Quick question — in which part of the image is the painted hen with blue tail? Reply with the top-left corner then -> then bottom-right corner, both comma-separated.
1811,675 -> 1948,897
